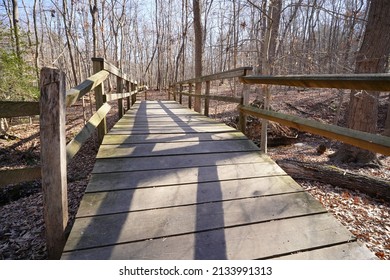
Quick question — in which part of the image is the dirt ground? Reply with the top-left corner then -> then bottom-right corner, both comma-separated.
0,86 -> 389,259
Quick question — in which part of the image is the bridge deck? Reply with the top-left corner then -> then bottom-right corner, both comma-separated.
61,101 -> 375,260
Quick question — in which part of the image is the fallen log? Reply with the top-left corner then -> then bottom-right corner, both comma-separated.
277,159 -> 390,201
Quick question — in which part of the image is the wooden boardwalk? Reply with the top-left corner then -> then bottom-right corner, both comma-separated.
61,101 -> 375,260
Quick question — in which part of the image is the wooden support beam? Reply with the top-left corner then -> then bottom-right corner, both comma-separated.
117,76 -> 124,118
92,59 -> 107,144
0,166 -> 41,187
238,105 -> 390,156
0,101 -> 40,118
239,83 -> 250,133
126,81 -> 131,110
188,83 -> 193,109
39,67 -> 68,259
204,81 -> 210,117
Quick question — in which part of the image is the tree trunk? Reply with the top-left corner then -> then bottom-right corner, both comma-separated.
193,0 -> 202,113
12,0 -> 21,60
277,159 -> 390,202
332,0 -> 390,164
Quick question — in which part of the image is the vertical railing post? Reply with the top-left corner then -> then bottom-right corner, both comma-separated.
239,83 -> 250,133
188,83 -> 193,109
126,80 -> 131,110
92,58 -> 107,144
39,67 -> 68,259
173,84 -> 177,101
117,76 -> 124,118
204,80 -> 210,117
179,84 -> 183,104
131,82 -> 137,105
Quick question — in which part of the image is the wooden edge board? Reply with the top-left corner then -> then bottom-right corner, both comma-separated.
0,166 -> 41,187
0,101 -> 40,118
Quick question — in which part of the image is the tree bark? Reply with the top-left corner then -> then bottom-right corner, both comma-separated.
193,0 -> 203,113
11,0 -> 21,60
332,0 -> 390,164
277,159 -> 390,202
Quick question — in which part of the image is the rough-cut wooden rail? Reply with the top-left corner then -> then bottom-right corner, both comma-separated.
62,100 -> 375,260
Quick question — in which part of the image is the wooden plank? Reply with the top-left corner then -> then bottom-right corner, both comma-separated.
108,126 -> 237,134
62,213 -> 358,260
65,70 -> 109,107
101,132 -> 247,145
96,139 -> 259,159
240,73 -> 390,91
66,103 -> 111,162
93,151 -> 274,173
77,176 -> 303,217
239,105 -> 390,156
39,67 -> 68,259
0,166 -> 41,187
0,101 -> 40,118
274,242 -> 376,260
63,192 -> 326,252
86,162 -> 286,192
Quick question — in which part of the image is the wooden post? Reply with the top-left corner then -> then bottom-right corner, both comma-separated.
168,85 -> 171,100
126,80 -> 131,110
92,58 -> 106,144
39,67 -> 68,259
239,83 -> 250,133
260,85 -> 270,153
117,76 -> 124,118
131,82 -> 137,105
204,80 -> 210,116
179,84 -> 183,104
188,83 -> 193,109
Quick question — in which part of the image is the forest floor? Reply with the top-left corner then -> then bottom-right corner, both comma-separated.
0,86 -> 389,260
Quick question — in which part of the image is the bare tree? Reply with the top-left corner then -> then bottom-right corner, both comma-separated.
193,0 -> 203,112
332,0 -> 390,164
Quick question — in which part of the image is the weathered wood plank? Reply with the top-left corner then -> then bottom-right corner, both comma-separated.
0,101 -> 40,118
93,151 -> 273,173
77,176 -> 303,217
180,67 -> 252,84
274,242 -> 376,260
62,213 -> 357,260
108,126 -> 237,134
101,132 -> 247,145
0,166 -> 41,187
104,91 -> 136,102
63,192 -> 326,252
86,162 -> 287,192
96,139 -> 259,158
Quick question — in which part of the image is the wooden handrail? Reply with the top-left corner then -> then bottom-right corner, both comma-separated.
179,66 -> 252,84
175,67 -> 390,156
66,70 -> 109,107
239,105 -> 390,156
240,74 -> 390,91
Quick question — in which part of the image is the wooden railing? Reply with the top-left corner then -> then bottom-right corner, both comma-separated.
173,70 -> 390,156
0,58 -> 144,259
